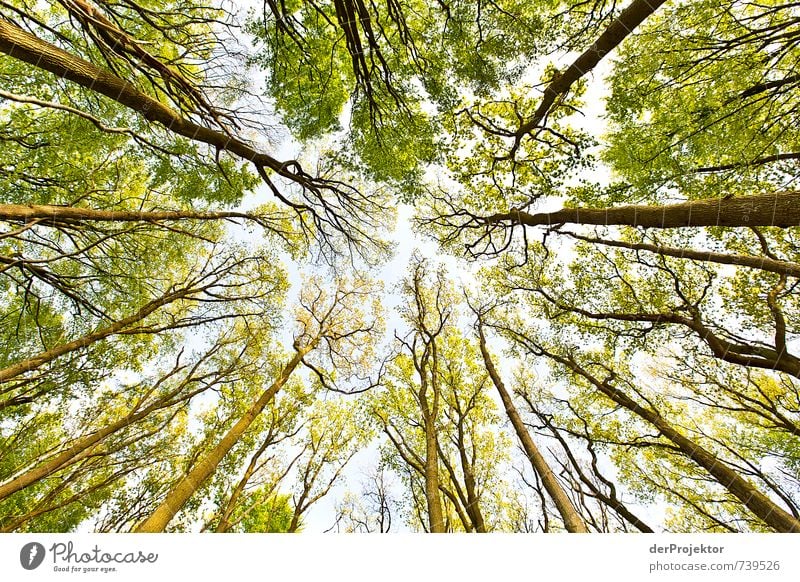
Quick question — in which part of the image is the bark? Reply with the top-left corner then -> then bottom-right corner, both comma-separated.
133,343 -> 315,533
422,419 -> 445,533
461,471 -> 485,533
381,421 -> 471,531
287,501 -> 304,532
476,321 -> 589,533
0,19 -> 385,252
406,265 -> 448,533
454,427 -> 486,533
565,232 -> 800,278
539,347 -> 800,533
0,284 -> 197,384
534,407 -> 654,532
0,203 -> 268,225
0,20 -> 296,182
420,364 -> 446,533
434,447 -> 472,531
61,0 -> 222,124
736,74 -> 800,101
517,0 -> 666,137
536,290 -> 800,379
0,388 -> 191,501
695,152 -> 800,174
487,191 -> 800,229
440,381 -> 487,532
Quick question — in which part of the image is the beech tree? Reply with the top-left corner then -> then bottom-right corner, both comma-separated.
0,336 -> 243,531
133,278 -> 382,532
479,242 -> 800,532
373,258 -> 515,532
2,0 -> 800,534
0,1 -> 389,256
473,307 -> 588,533
203,384 -> 307,533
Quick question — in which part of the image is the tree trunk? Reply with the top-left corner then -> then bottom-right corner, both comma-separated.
0,20 -> 288,178
454,419 -> 487,532
422,413 -> 445,533
536,411 -> 654,532
477,322 -> 589,532
0,390 -> 186,501
417,350 -> 446,533
133,344 -> 314,533
547,349 -> 800,533
0,284 -> 195,384
536,291 -> 800,379
460,460 -> 486,533
287,492 -> 306,533
566,232 -> 800,278
488,191 -> 800,230
0,203 -> 264,225
518,0 -> 667,136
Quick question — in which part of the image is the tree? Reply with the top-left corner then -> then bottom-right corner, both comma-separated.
328,464 -> 395,533
480,259 -> 800,531
0,232 -> 289,531
376,258 -> 451,532
133,277 -> 382,532
604,0 -> 800,200
285,398 -> 370,532
373,257 -> 513,532
3,0 -> 800,535
0,342 -> 233,531
0,335 -> 250,504
473,306 -> 588,533
206,384 -> 307,533
0,1 -> 391,257
523,397 -> 655,533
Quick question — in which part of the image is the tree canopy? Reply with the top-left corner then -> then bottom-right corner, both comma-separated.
1,0 -> 799,533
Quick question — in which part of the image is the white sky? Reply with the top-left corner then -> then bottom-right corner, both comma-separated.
221,0 -> 636,532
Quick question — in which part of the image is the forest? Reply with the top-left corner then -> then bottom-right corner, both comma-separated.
0,0 -> 799,533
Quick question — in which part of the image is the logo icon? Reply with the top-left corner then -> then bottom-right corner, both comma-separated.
20,542 -> 46,570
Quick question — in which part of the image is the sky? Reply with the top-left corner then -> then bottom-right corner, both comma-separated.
198,1 -> 645,532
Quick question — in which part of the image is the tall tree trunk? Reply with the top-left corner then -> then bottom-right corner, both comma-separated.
0,389 -> 189,501
518,0 -> 667,137
421,406 -> 445,533
0,203 -> 266,225
534,409 -> 654,532
133,343 -> 315,533
286,491 -> 304,532
418,348 -> 446,533
434,445 -> 474,531
542,347 -> 800,533
381,422 -> 471,531
476,321 -> 589,533
0,20 -> 293,181
487,191 -> 800,230
0,284 -> 196,384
